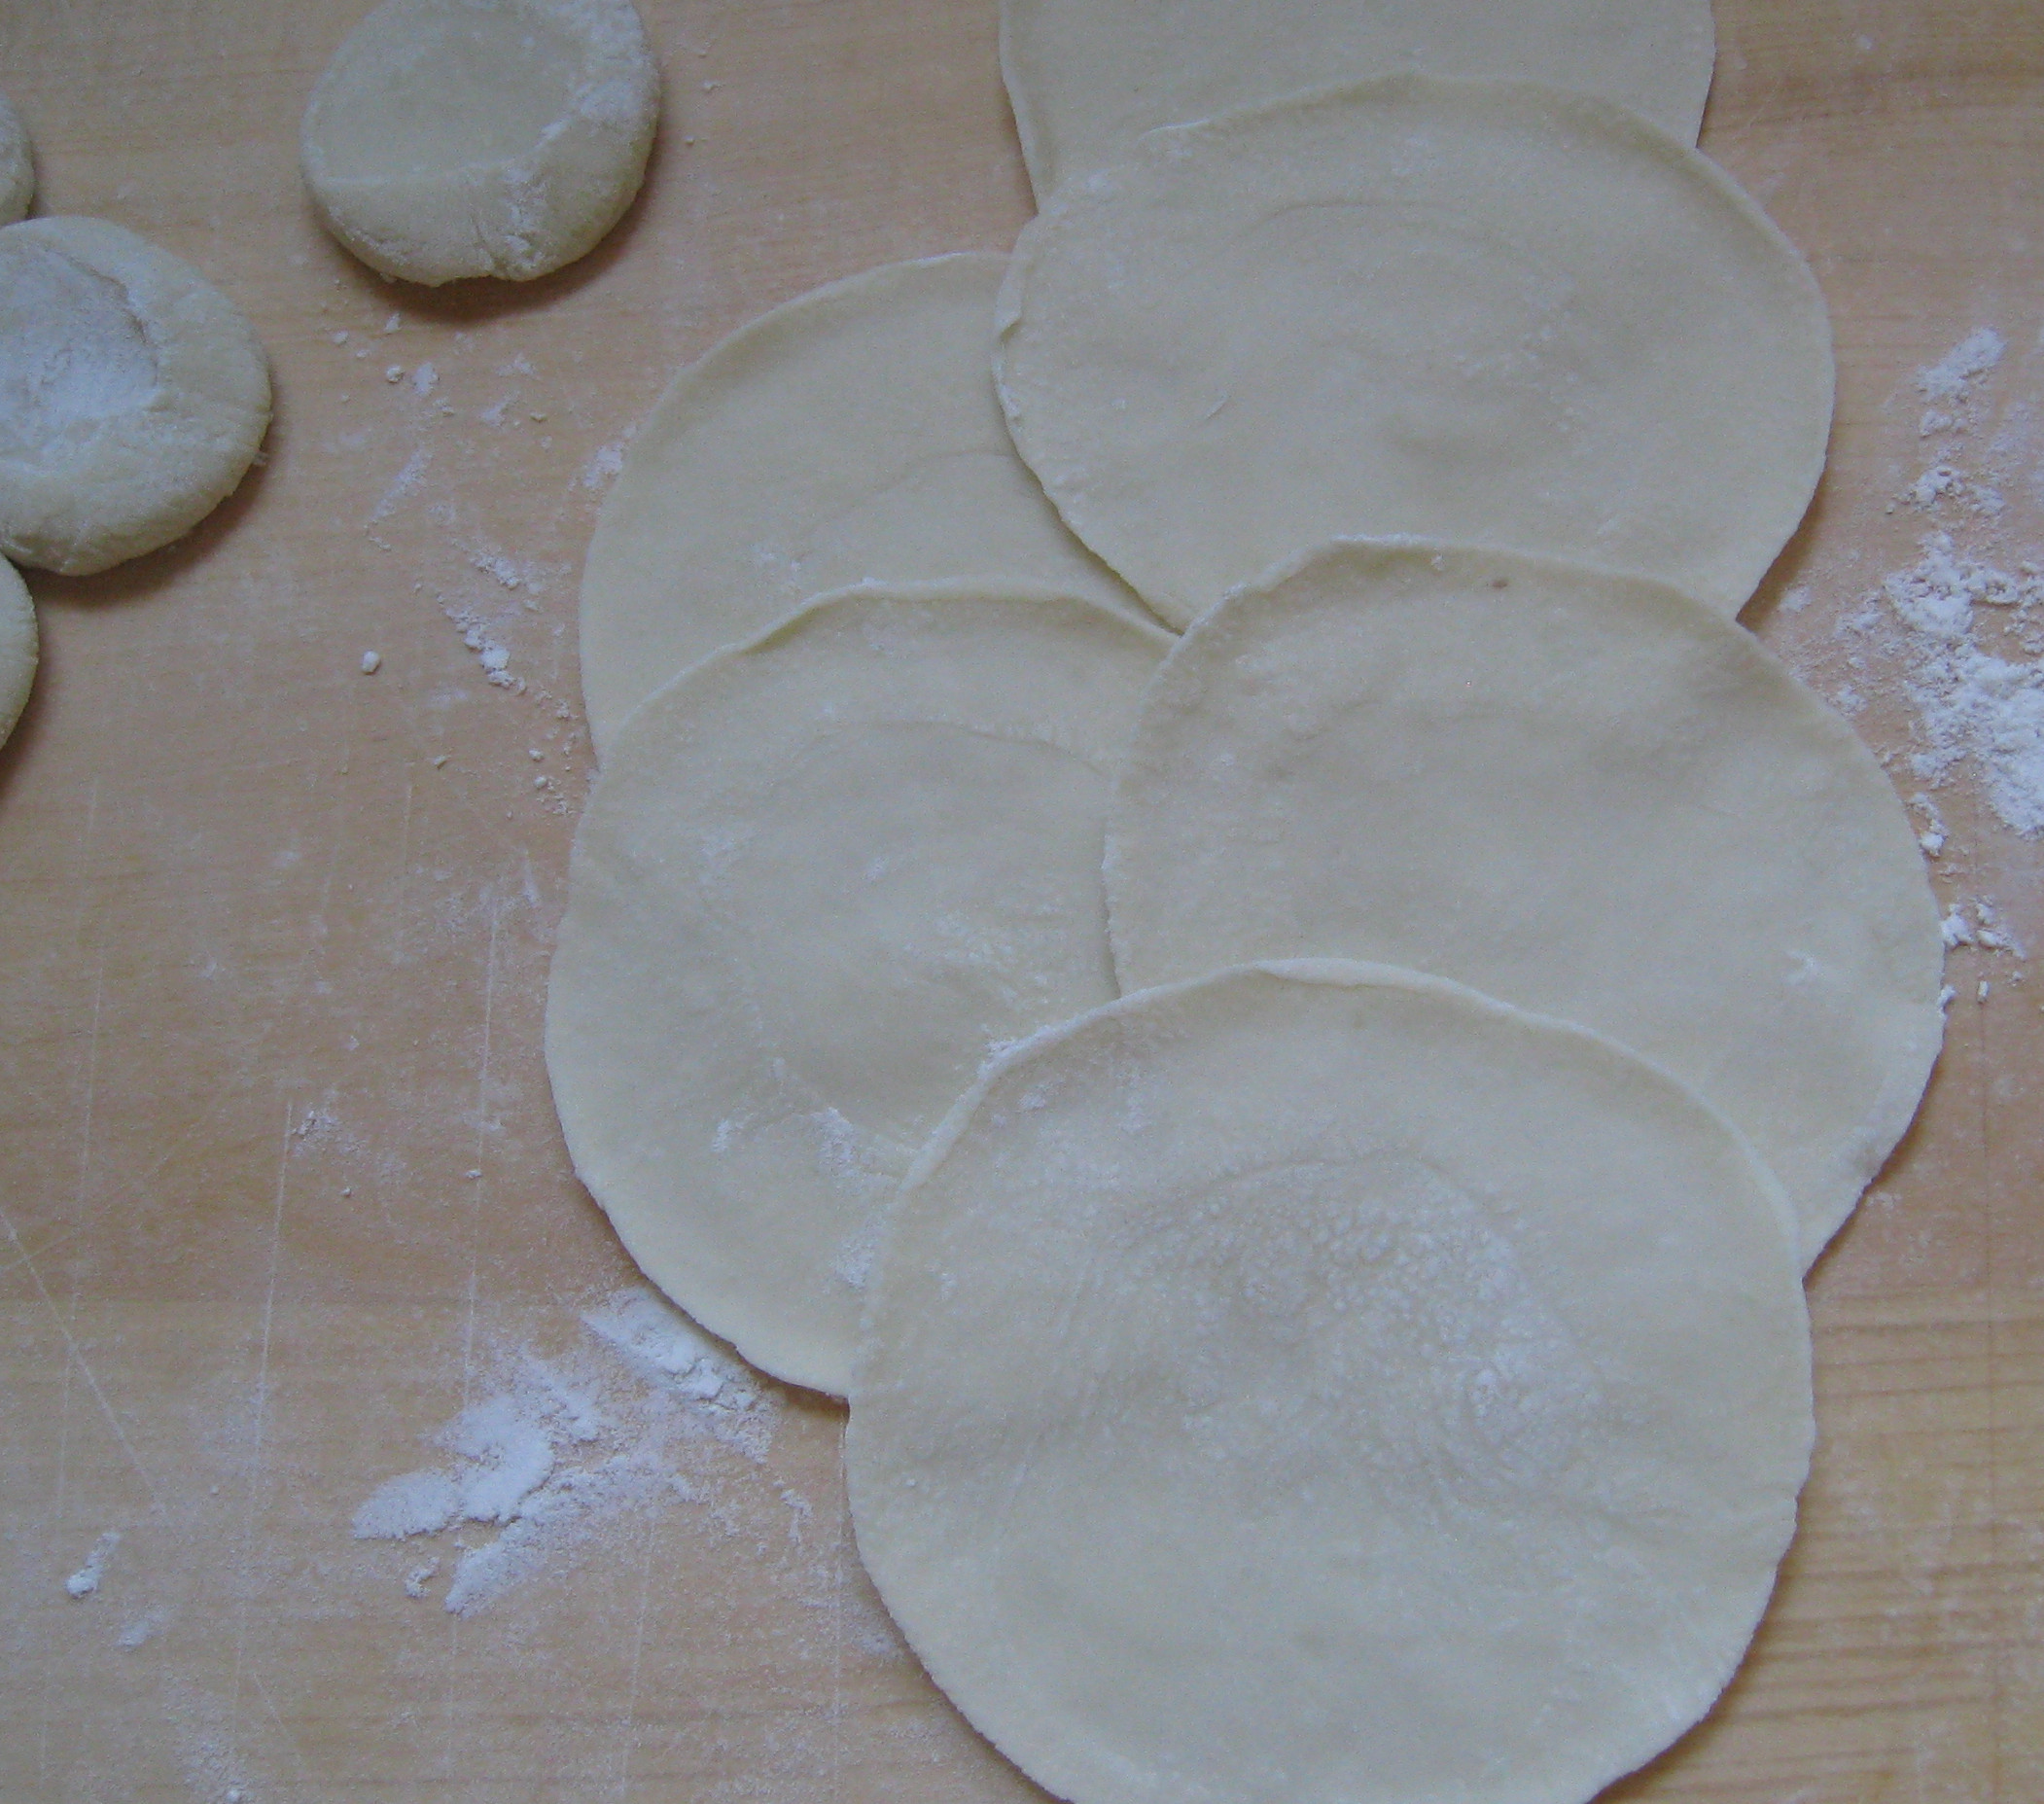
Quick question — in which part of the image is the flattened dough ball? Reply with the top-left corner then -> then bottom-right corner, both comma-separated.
0,90 -> 33,225
998,77 -> 1833,627
0,559 -> 35,747
852,961 -> 1815,1804
1002,0 -> 1716,197
0,218 -> 271,576
579,254 -> 1155,758
1107,542 -> 1946,1265
300,0 -> 659,285
546,583 -> 1173,1395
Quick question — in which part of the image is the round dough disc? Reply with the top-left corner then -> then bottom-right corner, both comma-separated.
300,0 -> 659,285
1002,0 -> 1716,197
546,583 -> 1173,1395
1107,541 -> 1946,1266
997,77 -> 1834,628
579,254 -> 1157,758
0,559 -> 36,747
0,218 -> 271,576
0,90 -> 34,225
851,960 -> 1815,1804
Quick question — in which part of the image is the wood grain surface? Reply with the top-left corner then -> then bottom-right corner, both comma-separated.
2,2 -> 2040,1799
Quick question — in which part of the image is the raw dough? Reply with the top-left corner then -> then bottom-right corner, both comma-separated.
579,254 -> 1156,758
997,77 -> 1833,628
1107,542 -> 1946,1266
546,583 -> 1173,1395
851,960 -> 1815,1804
300,0 -> 659,285
0,559 -> 35,747
0,218 -> 271,576
1002,0 -> 1716,196
0,90 -> 33,225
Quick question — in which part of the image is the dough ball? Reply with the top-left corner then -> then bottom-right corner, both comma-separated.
0,90 -> 33,226
1107,541 -> 1947,1265
300,0 -> 660,286
0,559 -> 35,748
579,254 -> 1156,759
546,583 -> 1173,1395
997,77 -> 1834,627
1002,0 -> 1717,197
0,218 -> 271,576
852,960 -> 1815,1804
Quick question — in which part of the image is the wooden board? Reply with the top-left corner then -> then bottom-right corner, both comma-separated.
1,1 -> 2039,1797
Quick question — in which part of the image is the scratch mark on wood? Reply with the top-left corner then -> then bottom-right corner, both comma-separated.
35,1278 -> 80,1789
227,1099 -> 297,1775
612,1497 -> 659,1800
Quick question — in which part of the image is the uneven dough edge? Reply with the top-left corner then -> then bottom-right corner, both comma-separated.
0,558 -> 36,746
994,74 -> 1835,628
1101,538 -> 1944,1269
851,957 -> 1814,1804
549,579 -> 1175,1396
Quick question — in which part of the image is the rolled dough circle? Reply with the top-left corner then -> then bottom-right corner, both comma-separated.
0,559 -> 36,748
851,960 -> 1815,1804
0,218 -> 271,576
1107,541 -> 1946,1266
1001,0 -> 1717,197
997,77 -> 1834,627
300,0 -> 659,285
546,583 -> 1173,1395
0,90 -> 33,225
579,254 -> 1156,759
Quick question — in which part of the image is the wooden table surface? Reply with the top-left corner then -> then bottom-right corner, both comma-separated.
2,1 -> 2040,1798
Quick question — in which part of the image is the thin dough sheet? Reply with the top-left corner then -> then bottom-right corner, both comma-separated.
579,254 -> 1157,757
853,960 -> 1814,1804
997,77 -> 1833,628
1002,0 -> 1716,196
546,583 -> 1173,1396
1106,542 -> 1946,1266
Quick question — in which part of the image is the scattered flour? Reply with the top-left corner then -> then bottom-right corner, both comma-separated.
351,1287 -> 781,1616
64,1530 -> 120,1599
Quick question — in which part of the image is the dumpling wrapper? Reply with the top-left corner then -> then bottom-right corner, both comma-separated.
1107,541 -> 1946,1266
998,77 -> 1833,628
852,959 -> 1815,1804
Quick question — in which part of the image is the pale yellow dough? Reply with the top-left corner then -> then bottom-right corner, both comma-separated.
1107,542 -> 1946,1266
300,0 -> 659,285
0,218 -> 270,576
579,254 -> 1156,758
998,78 -> 1833,628
852,960 -> 1814,1804
0,559 -> 35,748
546,584 -> 1173,1396
1002,0 -> 1717,196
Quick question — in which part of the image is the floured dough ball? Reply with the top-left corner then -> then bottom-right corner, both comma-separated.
998,77 -> 1834,627
1002,0 -> 1717,197
0,91 -> 33,226
300,0 -> 659,285
1107,541 -> 1947,1265
579,254 -> 1156,759
546,582 -> 1173,1396
852,960 -> 1815,1804
0,559 -> 35,748
0,218 -> 271,576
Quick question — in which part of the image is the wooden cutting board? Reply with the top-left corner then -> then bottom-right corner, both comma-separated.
1,1 -> 2038,1798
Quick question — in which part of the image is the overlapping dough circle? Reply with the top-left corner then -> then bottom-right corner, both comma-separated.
546,583 -> 1172,1396
997,77 -> 1833,628
0,558 -> 35,746
579,253 -> 1153,756
851,960 -> 1814,1804
1107,542 -> 1945,1266
1001,0 -> 1716,197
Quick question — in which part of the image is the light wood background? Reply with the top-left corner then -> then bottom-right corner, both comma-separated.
2,1 -> 2040,1798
